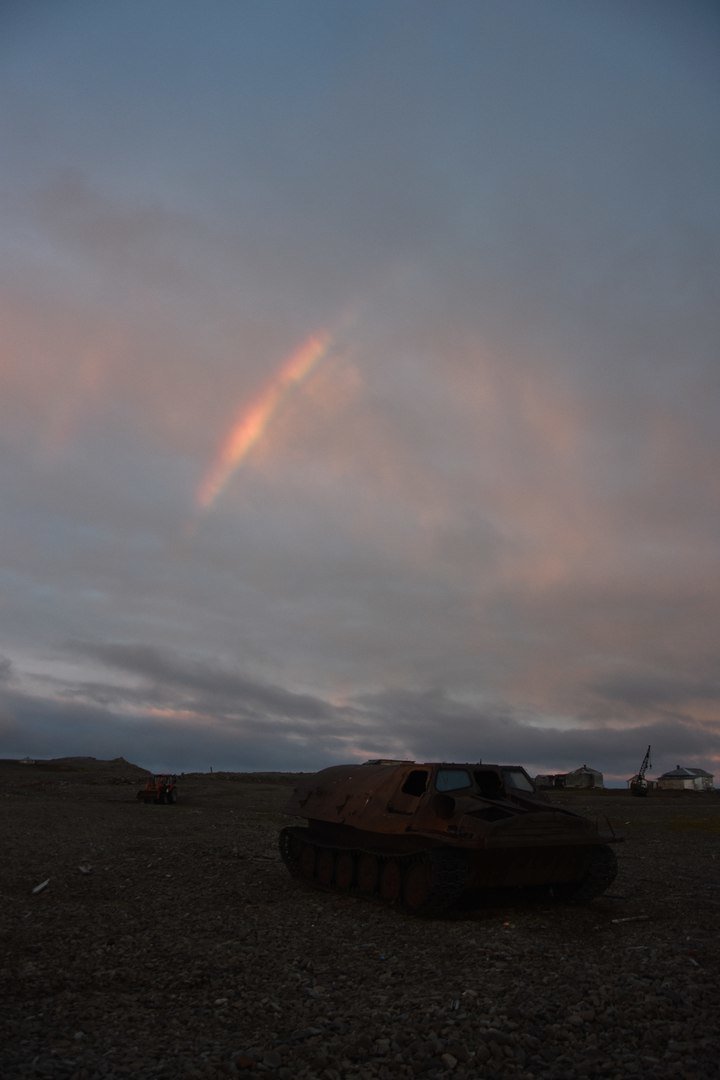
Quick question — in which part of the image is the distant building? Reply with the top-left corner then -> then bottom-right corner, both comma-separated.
657,766 -> 714,792
535,765 -> 604,790
564,764 -> 604,789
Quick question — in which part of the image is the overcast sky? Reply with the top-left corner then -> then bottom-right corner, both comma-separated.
1,1 -> 718,783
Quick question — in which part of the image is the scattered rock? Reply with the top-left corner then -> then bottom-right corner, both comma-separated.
2,772 -> 719,1079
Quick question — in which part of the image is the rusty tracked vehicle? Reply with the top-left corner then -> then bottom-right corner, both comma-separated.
279,760 -> 621,915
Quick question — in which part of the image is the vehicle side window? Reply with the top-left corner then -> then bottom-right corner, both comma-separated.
401,770 -> 429,796
435,769 -> 472,792
501,769 -> 535,793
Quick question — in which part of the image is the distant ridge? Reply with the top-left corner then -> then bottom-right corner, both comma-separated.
48,755 -> 145,768
1,756 -> 149,776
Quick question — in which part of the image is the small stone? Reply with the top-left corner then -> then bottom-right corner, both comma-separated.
441,1053 -> 458,1069
445,1042 -> 470,1064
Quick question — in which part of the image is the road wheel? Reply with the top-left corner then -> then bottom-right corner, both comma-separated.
335,852 -> 355,891
402,858 -> 433,914
356,853 -> 379,895
299,843 -> 316,880
316,848 -> 335,886
379,859 -> 403,903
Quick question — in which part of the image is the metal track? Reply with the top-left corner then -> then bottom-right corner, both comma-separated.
278,826 -> 470,916
552,845 -> 618,904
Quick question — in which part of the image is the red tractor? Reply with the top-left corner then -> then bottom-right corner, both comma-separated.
137,774 -> 178,804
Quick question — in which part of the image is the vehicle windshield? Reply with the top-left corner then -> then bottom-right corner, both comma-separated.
435,768 -> 472,792
473,770 -> 504,798
433,766 -> 533,797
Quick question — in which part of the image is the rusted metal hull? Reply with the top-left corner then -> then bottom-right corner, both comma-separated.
280,760 -> 621,914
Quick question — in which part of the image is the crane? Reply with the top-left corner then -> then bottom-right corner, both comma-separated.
630,745 -> 652,797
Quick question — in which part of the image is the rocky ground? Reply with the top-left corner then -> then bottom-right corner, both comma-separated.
1,758 -> 719,1079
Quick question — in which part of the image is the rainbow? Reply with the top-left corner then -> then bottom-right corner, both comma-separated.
197,332 -> 332,510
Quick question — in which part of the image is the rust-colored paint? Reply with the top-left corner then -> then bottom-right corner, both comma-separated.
280,760 -> 622,914
284,760 -> 613,846
137,774 -> 178,804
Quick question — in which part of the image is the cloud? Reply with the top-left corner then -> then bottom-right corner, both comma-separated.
65,640 -> 339,723
2,644 -> 718,781
351,686 -> 720,777
0,3 -> 718,785
592,670 -> 720,712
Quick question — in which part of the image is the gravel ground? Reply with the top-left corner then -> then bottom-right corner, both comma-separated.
2,759 -> 719,1079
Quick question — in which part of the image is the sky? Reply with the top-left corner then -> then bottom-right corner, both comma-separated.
1,1 -> 719,784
